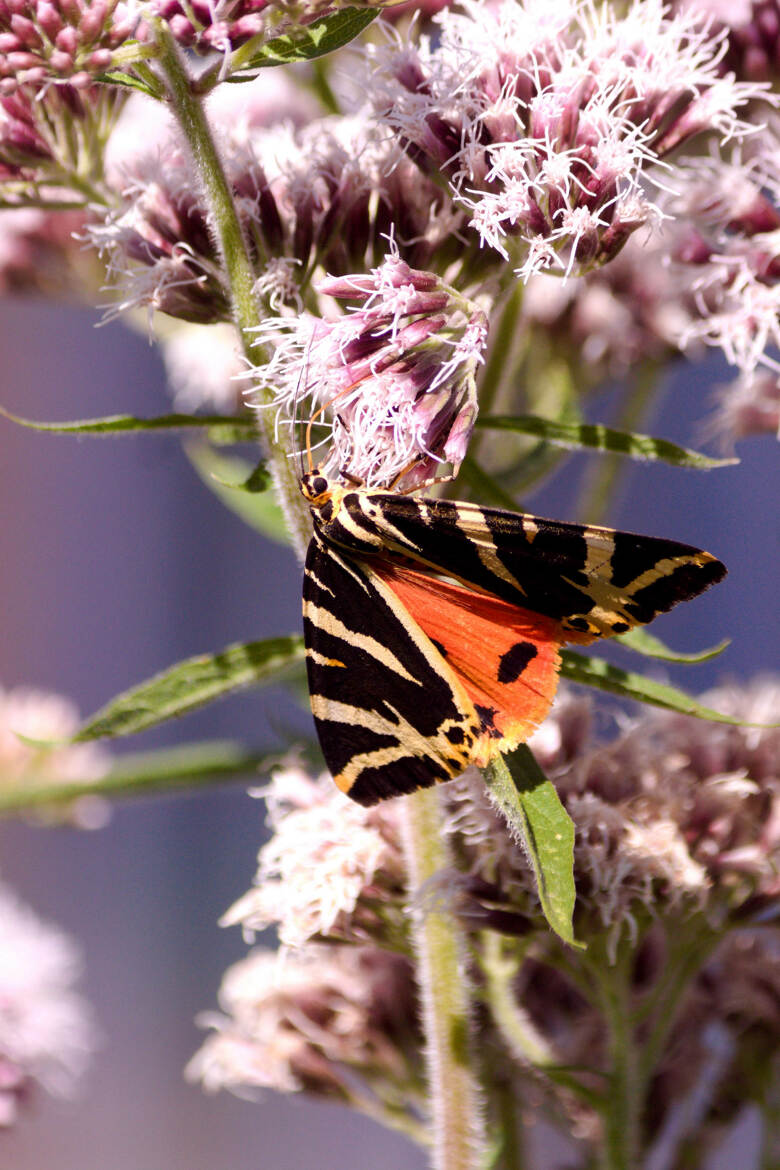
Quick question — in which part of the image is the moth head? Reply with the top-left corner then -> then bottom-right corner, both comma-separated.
300,471 -> 332,506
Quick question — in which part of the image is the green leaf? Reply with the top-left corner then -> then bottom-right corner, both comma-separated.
560,651 -> 777,725
229,8 -> 376,74
0,741 -> 267,814
0,405 -> 256,442
615,628 -> 731,664
76,636 -> 306,741
208,455 -> 271,494
483,746 -> 582,948
187,444 -> 288,543
476,415 -> 737,469
95,69 -> 162,98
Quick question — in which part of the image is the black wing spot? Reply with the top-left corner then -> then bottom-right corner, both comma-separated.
611,621 -> 630,634
564,616 -> 591,632
445,725 -> 466,745
498,641 -> 538,684
475,704 -> 502,738
430,638 -> 448,658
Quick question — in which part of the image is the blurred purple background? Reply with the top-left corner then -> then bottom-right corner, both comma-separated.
0,298 -> 777,1169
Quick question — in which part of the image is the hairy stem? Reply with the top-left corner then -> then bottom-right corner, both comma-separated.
152,21 -> 310,558
400,788 -> 485,1170
584,944 -> 641,1170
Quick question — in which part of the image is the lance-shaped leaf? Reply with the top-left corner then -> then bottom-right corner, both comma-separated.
560,652 -> 775,726
75,636 -> 306,741
483,746 -> 582,948
615,628 -> 731,664
476,415 -> 737,469
187,445 -> 288,544
0,405 -> 256,443
0,742 -> 267,814
229,8 -> 376,74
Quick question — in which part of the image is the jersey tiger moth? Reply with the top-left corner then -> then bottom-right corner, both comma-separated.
300,471 -> 726,806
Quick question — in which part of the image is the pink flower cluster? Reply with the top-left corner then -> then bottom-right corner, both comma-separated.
370,0 -> 769,279
0,0 -> 140,91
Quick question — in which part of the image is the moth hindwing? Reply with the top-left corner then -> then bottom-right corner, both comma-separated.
300,472 -> 726,806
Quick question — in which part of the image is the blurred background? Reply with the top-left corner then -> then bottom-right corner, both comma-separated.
0,297 -> 777,1170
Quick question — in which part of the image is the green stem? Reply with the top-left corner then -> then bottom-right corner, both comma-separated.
635,917 -> 722,1090
479,282 -> 526,416
584,945 -> 641,1170
482,934 -> 553,1068
491,1075 -> 527,1170
151,20 -> 310,559
400,788 -> 485,1170
578,359 -> 663,525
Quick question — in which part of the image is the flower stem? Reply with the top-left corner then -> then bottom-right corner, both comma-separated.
578,359 -> 663,525
584,944 -> 641,1170
400,788 -> 485,1170
151,20 -> 310,558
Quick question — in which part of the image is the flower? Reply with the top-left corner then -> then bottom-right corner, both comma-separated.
521,226 -> 696,379
93,109 -> 465,326
0,206 -> 100,295
0,0 -> 140,92
221,762 -> 406,948
0,682 -> 111,827
708,369 -> 780,444
187,944 -> 423,1120
679,0 -> 780,83
369,0 -> 769,279
660,138 -> 780,379
0,881 -> 95,1126
0,80 -> 125,201
160,321 -> 243,410
90,134 -> 232,323
201,681 -> 779,1155
252,252 -> 486,488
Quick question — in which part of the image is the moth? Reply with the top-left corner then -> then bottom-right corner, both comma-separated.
300,471 -> 726,806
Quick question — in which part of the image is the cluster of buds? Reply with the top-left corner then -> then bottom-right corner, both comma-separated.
0,90 -> 52,178
253,254 -> 486,489
146,0 -> 355,59
520,123 -> 780,410
146,0 -> 274,55
0,0 -> 140,91
0,80 -> 127,206
370,0 -> 769,279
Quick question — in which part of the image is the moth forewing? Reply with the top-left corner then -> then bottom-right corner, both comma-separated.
304,477 -> 726,640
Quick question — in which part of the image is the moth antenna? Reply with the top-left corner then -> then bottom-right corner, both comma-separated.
292,330 -> 316,478
304,379 -> 363,477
